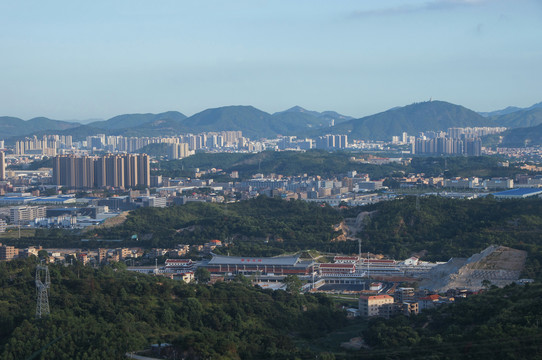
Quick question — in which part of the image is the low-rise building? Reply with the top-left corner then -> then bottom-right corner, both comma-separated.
333,256 -> 360,264
205,254 -> 314,275
443,177 -> 479,189
77,253 -> 89,265
493,188 -> 542,199
0,243 -> 19,260
359,294 -> 394,317
484,178 -> 513,190
319,263 -> 356,276
402,301 -> 419,316
418,294 -> 440,310
10,205 -> 47,225
165,259 -> 194,273
394,287 -> 416,302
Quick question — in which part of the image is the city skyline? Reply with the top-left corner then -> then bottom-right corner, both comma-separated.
1,0 -> 541,120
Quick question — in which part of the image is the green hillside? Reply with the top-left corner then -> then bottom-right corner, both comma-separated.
88,111 -> 186,130
0,116 -> 80,138
498,122 -> 542,147
156,150 -> 405,179
5,101 -> 542,141
178,106 -> 274,138
360,283 -> 542,359
494,108 -> 542,129
0,258 -> 345,359
326,101 -> 492,140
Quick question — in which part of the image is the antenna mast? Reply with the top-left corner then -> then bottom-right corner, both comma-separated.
35,265 -> 51,318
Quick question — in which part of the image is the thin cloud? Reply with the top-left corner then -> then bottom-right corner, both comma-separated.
348,0 -> 486,19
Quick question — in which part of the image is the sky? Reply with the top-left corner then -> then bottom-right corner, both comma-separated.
1,0 -> 541,121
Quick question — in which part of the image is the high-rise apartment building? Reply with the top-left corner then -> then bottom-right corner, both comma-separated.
168,143 -> 190,159
315,134 -> 348,149
52,154 -> 150,189
412,137 -> 481,156
0,151 -> 5,181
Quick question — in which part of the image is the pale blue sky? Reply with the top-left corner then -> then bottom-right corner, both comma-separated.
1,0 -> 541,120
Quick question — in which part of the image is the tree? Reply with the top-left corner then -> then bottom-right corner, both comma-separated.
283,275 -> 302,294
195,267 -> 211,283
38,250 -> 49,260
482,279 -> 492,289
233,273 -> 252,286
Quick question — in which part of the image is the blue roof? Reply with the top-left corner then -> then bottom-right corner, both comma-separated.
30,198 -> 72,203
0,196 -> 37,202
493,188 -> 542,197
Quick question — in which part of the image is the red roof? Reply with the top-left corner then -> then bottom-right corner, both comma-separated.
362,259 -> 395,263
166,259 -> 192,264
359,294 -> 393,300
319,263 -> 355,269
334,256 -> 359,260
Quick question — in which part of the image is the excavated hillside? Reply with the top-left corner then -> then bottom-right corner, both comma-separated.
419,245 -> 527,292
334,211 -> 376,241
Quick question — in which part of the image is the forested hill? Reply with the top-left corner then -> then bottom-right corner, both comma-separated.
155,150 -> 405,179
0,258 -> 345,359
323,101 -> 491,140
156,151 -> 522,180
5,100 -> 542,141
360,282 -> 542,359
0,116 -> 80,138
498,120 -> 542,147
82,195 -> 542,280
89,196 -> 345,256
359,196 -> 542,279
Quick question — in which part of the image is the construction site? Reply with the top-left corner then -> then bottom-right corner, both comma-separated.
419,245 -> 528,292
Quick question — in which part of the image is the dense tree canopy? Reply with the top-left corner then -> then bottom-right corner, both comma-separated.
0,258 -> 346,360
357,283 -> 542,359
88,196 -> 347,256
154,151 -> 522,180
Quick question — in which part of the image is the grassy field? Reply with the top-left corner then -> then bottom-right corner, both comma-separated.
326,293 -> 361,308
0,228 -> 36,238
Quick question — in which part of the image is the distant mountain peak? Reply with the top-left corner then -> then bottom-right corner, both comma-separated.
274,106 -> 353,121
479,101 -> 542,118
275,106 -> 319,116
288,105 -> 307,111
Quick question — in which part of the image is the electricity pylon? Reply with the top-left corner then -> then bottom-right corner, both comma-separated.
36,265 -> 51,319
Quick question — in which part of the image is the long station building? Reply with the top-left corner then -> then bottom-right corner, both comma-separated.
202,253 -> 434,278
205,254 -> 315,275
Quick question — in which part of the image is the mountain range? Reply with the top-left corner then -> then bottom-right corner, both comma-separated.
478,102 -> 542,117
2,101 -> 542,143
324,100 -> 492,140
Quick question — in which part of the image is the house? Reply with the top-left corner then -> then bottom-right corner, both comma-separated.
418,294 -> 440,310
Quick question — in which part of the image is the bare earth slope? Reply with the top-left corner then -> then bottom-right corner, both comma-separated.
419,245 -> 527,292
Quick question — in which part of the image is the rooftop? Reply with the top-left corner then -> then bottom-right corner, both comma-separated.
208,254 -> 301,266
493,188 -> 542,198
359,295 -> 394,300
320,263 -> 356,268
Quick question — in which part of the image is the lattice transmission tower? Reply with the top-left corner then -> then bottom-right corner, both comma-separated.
35,265 -> 51,318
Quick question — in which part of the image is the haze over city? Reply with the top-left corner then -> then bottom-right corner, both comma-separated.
1,0 -> 541,120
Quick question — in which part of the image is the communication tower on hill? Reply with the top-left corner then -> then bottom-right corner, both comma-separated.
35,265 -> 51,318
